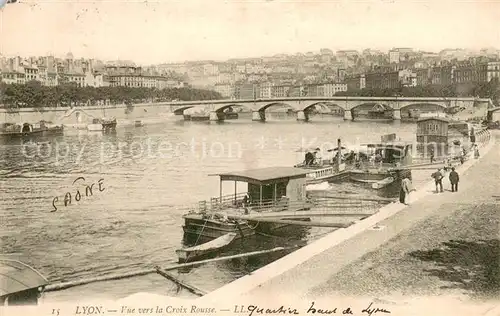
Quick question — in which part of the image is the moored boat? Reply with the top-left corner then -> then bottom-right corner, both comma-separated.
87,117 -> 117,131
371,177 -> 395,189
0,121 -> 64,138
176,232 -> 237,262
348,143 -> 413,183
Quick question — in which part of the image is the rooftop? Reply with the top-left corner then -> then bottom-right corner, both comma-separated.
417,116 -> 449,123
217,167 -> 309,184
0,259 -> 48,296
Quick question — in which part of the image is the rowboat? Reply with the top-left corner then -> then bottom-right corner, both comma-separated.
0,259 -> 48,306
176,232 -> 237,262
371,177 -> 395,189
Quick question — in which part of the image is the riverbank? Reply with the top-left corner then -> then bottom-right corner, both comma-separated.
201,131 -> 498,306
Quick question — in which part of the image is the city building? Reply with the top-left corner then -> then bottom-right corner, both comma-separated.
323,82 -> 348,96
235,83 -> 259,99
259,82 -> 273,98
431,65 -> 455,85
345,74 -> 366,91
214,83 -> 235,99
272,84 -> 291,98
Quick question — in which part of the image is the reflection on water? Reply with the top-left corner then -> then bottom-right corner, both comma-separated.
0,116 -> 419,302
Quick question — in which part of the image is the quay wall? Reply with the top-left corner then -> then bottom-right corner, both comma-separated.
201,131 -> 494,301
0,103 -> 180,125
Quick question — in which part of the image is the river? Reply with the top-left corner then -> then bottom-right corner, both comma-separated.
0,114 -> 423,302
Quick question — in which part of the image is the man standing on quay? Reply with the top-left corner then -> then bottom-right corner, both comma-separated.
399,176 -> 415,205
449,167 -> 460,192
432,168 -> 444,193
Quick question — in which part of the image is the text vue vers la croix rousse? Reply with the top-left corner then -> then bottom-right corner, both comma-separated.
51,177 -> 105,212
70,302 -> 390,316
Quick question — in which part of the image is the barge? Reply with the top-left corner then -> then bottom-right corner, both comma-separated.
0,121 -> 64,138
295,138 -> 412,186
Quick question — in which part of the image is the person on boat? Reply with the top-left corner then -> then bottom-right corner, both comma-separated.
449,167 -> 460,192
374,152 -> 383,168
431,168 -> 444,193
399,176 -> 415,205
474,144 -> 480,159
312,148 -> 321,165
242,193 -> 249,207
304,151 -> 314,166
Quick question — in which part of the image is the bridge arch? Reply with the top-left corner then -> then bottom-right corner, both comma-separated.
350,102 -> 393,112
301,102 -> 346,113
256,102 -> 295,112
399,103 -> 446,119
173,106 -> 195,115
214,104 -> 252,113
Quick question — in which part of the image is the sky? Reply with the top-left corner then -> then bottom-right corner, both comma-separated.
0,0 -> 499,65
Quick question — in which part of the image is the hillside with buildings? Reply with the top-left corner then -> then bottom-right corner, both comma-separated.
1,47 -> 500,104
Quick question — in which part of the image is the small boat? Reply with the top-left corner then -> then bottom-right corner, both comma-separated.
87,118 -> 117,131
134,120 -> 144,127
176,232 -> 237,262
0,121 -> 64,138
371,177 -> 395,189
225,112 -> 239,120
190,114 -> 210,121
349,142 -> 413,184
0,259 -> 48,306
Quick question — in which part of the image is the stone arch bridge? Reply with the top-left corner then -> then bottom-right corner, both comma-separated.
170,96 -> 492,122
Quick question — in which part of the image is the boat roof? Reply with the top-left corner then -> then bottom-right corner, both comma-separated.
217,167 -> 309,184
361,142 -> 410,148
0,259 -> 48,296
417,116 -> 449,123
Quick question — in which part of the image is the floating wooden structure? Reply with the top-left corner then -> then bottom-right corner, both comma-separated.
176,232 -> 237,262
182,167 -> 312,242
0,259 -> 48,306
155,268 -> 207,296
44,246 -> 298,292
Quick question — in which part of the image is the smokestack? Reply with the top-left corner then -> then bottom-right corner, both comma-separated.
337,138 -> 342,167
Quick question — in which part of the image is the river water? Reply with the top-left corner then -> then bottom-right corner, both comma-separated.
0,114 -> 422,302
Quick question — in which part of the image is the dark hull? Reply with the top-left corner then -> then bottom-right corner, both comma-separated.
182,215 -> 310,242
225,113 -> 239,120
350,169 -> 411,183
0,128 -> 64,139
102,121 -> 117,131
182,217 -> 255,240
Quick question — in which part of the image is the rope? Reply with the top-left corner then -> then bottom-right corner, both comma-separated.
193,219 -> 208,247
246,221 -> 260,230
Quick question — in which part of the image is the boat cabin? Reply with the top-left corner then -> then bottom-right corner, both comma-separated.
0,259 -> 48,306
358,143 -> 413,167
211,167 -> 310,211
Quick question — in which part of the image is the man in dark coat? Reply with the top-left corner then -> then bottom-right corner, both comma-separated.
449,167 -> 460,192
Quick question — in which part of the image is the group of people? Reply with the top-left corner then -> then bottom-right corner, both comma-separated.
431,167 -> 460,193
400,165 -> 461,205
304,148 -> 321,166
